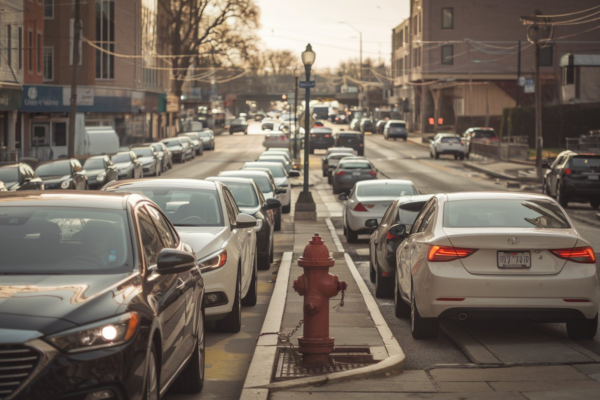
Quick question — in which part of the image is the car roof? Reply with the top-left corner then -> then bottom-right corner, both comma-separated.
206,176 -> 255,185
107,178 -> 217,189
87,155 -> 107,159
311,127 -> 333,133
246,162 -> 284,168
259,155 -> 286,159
443,192 -> 551,202
328,147 -> 354,152
161,137 -> 181,141
355,179 -> 414,187
387,120 -> 406,124
131,146 -> 152,150
220,170 -> 271,178
37,159 -> 72,166
0,191 -> 144,209
397,194 -> 435,205
0,163 -> 20,168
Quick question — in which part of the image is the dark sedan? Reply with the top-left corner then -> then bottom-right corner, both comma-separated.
335,131 -> 365,156
0,191 -> 205,400
161,137 -> 189,163
35,159 -> 88,190
146,141 -> 172,171
84,155 -> 120,189
332,158 -> 377,194
543,151 -> 600,209
111,151 -> 144,180
0,163 -> 44,191
309,127 -> 335,154
229,118 -> 248,135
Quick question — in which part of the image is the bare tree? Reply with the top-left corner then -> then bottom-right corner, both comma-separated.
246,49 -> 300,76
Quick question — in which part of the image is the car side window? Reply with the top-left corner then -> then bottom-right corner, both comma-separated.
222,189 -> 238,225
418,203 -> 437,233
551,156 -> 564,169
146,205 -> 177,248
410,200 -> 433,235
380,202 -> 396,226
137,207 -> 165,266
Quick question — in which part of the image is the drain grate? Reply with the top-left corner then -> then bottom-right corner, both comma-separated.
273,347 -> 377,381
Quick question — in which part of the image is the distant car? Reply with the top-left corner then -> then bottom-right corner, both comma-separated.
244,161 -> 297,214
197,130 -> 215,150
331,158 -> 377,194
309,127 -> 334,154
35,159 -> 88,190
321,147 -> 355,177
262,119 -> 276,130
0,163 -> 44,191
263,131 -> 290,149
161,137 -> 190,163
230,118 -> 248,134
324,152 -> 353,183
207,176 -> 279,270
131,146 -> 162,176
335,130 -> 364,156
145,141 -> 172,171
462,127 -> 497,158
178,136 -> 196,160
110,151 -> 143,180
83,155 -> 120,189
360,119 -> 375,134
430,135 -> 467,160
313,120 -> 325,128
368,195 -> 432,298
334,114 -> 347,124
179,132 -> 204,155
383,120 -> 408,141
350,118 -> 360,131
543,151 -> 600,209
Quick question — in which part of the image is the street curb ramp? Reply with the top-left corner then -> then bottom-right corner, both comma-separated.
240,220 -> 406,399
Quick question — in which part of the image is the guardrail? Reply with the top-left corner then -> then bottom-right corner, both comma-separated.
566,136 -> 600,153
470,139 -> 529,161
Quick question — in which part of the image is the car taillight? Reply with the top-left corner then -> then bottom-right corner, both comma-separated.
336,171 -> 345,176
490,137 -> 498,141
369,170 -> 376,176
550,247 -> 596,264
325,134 -> 331,138
427,245 -> 478,262
563,168 -> 572,175
354,203 -> 369,212
281,136 -> 286,141
312,134 -> 316,138
460,140 -> 464,145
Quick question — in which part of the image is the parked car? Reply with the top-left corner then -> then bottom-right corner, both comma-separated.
263,131 -> 290,149
230,118 -> 248,134
543,151 -> 600,209
178,136 -> 196,160
331,158 -> 377,194
430,135 -> 467,160
110,151 -> 143,180
179,132 -> 204,156
218,170 -> 284,231
350,118 -> 361,131
262,119 -> 276,130
0,180 -> 6,191
360,118 -> 375,134
244,161 -> 299,214
309,127 -> 335,154
262,150 -> 292,164
340,179 -> 419,244
198,129 -> 216,150
161,137 -> 192,163
462,127 -> 497,158
257,154 -> 291,173
375,120 -> 387,134
131,146 -> 162,176
324,153 -> 352,183
103,179 -> 257,333
368,195 -> 432,298
0,191 -> 205,399
322,147 -> 355,177
335,130 -> 365,156
146,141 -> 172,171
207,177 -> 279,269
383,120 -> 408,141
395,192 -> 599,340
0,163 -> 44,191
35,159 -> 88,190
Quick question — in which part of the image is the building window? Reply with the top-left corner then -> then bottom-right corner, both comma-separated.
413,15 -> 418,35
442,45 -> 454,65
7,26 -> 11,67
95,0 -> 115,79
44,47 -> 53,80
44,0 -> 53,18
442,8 -> 454,29
540,45 -> 553,67
18,28 -> 22,69
37,33 -> 42,74
28,31 -> 33,73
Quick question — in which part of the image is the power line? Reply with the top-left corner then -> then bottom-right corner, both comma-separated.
535,5 -> 600,19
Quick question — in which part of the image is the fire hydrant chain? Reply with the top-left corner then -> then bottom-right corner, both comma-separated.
256,319 -> 304,344
332,289 -> 345,309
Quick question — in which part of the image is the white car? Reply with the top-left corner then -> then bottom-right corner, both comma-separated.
258,154 -> 291,173
244,161 -> 298,214
340,180 -> 419,243
103,179 -> 258,333
395,192 -> 599,340
266,148 -> 291,158
263,131 -> 290,149
430,134 -> 466,160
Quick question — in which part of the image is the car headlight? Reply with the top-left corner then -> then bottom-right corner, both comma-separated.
47,312 -> 140,353
198,249 -> 227,272
96,173 -> 106,182
61,180 -> 71,189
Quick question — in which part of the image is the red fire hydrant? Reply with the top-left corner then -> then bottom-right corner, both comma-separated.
293,233 -> 347,366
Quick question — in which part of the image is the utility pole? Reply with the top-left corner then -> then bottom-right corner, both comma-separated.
516,40 -> 521,108
68,0 -> 81,158
294,75 -> 299,162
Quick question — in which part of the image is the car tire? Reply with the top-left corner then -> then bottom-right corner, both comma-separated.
591,201 -> 600,210
557,183 -> 569,208
542,180 -> 550,196
143,343 -> 160,400
454,155 -> 458,160
274,211 -> 281,231
242,255 -> 258,307
328,175 -> 332,184
404,138 -> 407,142
269,246 -> 274,263
309,148 -> 314,155
459,154 -> 465,160
282,203 -> 291,214
215,270 -> 242,333
84,182 -> 89,190
385,135 -> 388,141
346,225 -> 358,243
567,314 -> 598,340
394,278 -> 410,318
258,251 -> 270,270
171,309 -> 205,393
411,288 -> 439,339
369,261 -> 376,283
375,262 -> 394,299
322,170 -> 327,177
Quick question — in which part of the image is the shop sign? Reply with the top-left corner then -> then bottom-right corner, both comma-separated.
0,88 -> 22,111
62,87 -> 94,106
23,85 -> 62,109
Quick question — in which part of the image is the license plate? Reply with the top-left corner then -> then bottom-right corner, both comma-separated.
352,172 -> 361,176
497,251 -> 531,269
588,175 -> 599,180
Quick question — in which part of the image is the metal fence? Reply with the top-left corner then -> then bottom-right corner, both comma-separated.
566,134 -> 600,153
0,147 -> 19,162
470,137 -> 529,161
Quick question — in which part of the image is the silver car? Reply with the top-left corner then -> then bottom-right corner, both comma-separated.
257,154 -> 291,173
332,158 -> 378,194
198,130 -> 215,150
131,146 -> 162,177
243,162 -> 299,214
179,132 -> 204,156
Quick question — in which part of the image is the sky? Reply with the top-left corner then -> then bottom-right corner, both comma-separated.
255,0 -> 410,69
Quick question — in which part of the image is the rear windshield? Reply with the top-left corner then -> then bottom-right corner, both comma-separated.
389,122 -> 406,128
35,161 -> 71,177
473,130 -> 496,138
570,156 -> 600,171
224,182 -> 259,208
150,144 -> 163,152
357,184 -> 416,197
133,148 -> 153,157
339,162 -> 371,170
246,163 -> 285,178
232,119 -> 245,125
441,137 -> 461,143
198,131 -> 212,138
443,199 -> 570,229
112,153 -> 132,163
339,133 -> 361,138
329,154 -> 350,160
181,133 -> 199,140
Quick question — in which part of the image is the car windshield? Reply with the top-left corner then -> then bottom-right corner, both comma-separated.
83,158 -> 105,169
133,148 -> 153,157
246,163 -> 286,178
570,156 -> 600,171
162,139 -> 181,147
112,153 -> 132,163
389,123 -> 406,128
150,144 -> 163,152
357,184 -> 416,197
232,119 -> 245,125
198,132 -> 212,138
339,133 -> 361,138
223,174 -> 271,193
0,207 -> 133,274
339,162 -> 371,170
35,161 -> 71,177
443,199 -> 570,229
224,182 -> 259,208
0,167 -> 19,183
473,130 -> 496,138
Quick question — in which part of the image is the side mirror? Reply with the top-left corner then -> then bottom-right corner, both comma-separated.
338,193 -> 348,201
156,248 -> 196,275
541,161 -> 551,169
288,170 -> 300,178
265,198 -> 281,210
365,219 -> 378,228
389,224 -> 407,238
235,213 -> 257,229
275,188 -> 287,194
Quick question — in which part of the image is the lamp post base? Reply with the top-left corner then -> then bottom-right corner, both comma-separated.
294,191 -> 317,221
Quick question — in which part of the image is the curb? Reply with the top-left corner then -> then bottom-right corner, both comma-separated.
569,213 -> 600,229
463,161 -> 526,181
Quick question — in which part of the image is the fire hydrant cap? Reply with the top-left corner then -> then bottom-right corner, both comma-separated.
298,233 -> 335,268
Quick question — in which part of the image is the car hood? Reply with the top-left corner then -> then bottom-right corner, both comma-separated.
138,156 -> 155,163
114,163 -> 133,170
239,206 -> 260,216
86,168 -> 105,176
274,177 -> 289,186
40,175 -> 70,183
0,272 -> 139,335
176,226 -> 228,260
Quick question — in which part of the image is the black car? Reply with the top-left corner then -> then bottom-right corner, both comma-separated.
360,119 -> 375,134
368,195 -> 433,298
462,127 -> 497,158
309,127 -> 335,154
0,163 -> 44,191
84,155 -> 120,189
335,130 -> 365,156
34,159 -> 88,190
207,176 -> 280,269
111,151 -> 144,180
543,151 -> 600,209
0,191 -> 205,399
229,118 -> 248,135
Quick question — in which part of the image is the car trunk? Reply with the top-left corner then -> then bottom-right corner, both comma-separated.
354,196 -> 396,216
442,227 -> 578,275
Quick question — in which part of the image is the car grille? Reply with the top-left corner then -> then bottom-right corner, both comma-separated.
0,344 -> 40,400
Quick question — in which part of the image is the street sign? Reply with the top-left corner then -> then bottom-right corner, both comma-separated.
524,78 -> 535,93
518,77 -> 526,86
298,111 -> 316,130
299,81 -> 316,89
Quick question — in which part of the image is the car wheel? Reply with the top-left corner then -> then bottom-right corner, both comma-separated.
557,183 -> 568,208
411,287 -> 439,339
333,185 -> 341,195
144,344 -> 160,400
567,314 -> 598,340
282,203 -> 291,214
454,155 -> 458,160
215,270 -> 242,333
542,180 -> 550,196
394,278 -> 410,318
242,254 -> 258,307
274,211 -> 281,231
328,174 -> 332,184
369,261 -> 376,283
322,170 -> 327,177
258,250 -> 270,271
385,135 -> 388,141
459,154 -> 465,160
171,309 -> 205,393
591,201 -> 600,210
404,137 -> 407,142
346,225 -> 358,243
375,262 -> 394,299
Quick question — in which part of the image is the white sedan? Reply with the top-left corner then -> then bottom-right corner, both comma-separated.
429,134 -> 466,160
244,161 -> 300,214
395,192 -> 599,340
340,180 -> 419,243
103,179 -> 258,333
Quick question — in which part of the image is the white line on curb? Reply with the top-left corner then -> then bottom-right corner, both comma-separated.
325,218 -> 344,252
